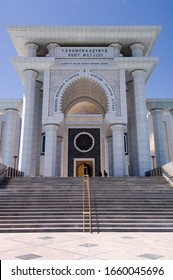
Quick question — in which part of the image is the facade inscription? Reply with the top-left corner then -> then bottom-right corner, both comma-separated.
56,47 -> 114,59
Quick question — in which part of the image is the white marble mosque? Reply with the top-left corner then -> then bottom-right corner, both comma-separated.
0,26 -> 173,177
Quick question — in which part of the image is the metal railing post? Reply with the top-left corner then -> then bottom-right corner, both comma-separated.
82,173 -> 92,233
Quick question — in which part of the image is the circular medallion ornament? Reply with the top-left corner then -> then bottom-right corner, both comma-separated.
74,132 -> 95,152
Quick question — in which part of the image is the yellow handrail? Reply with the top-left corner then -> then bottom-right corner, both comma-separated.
82,170 -> 92,233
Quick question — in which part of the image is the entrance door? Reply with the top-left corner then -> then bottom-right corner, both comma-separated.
74,159 -> 95,177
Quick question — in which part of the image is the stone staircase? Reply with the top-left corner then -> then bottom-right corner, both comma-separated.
0,176 -> 173,232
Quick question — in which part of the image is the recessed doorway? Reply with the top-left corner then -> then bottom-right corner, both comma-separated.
74,158 -> 95,177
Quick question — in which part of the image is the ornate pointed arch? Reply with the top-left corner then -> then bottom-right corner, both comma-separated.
54,70 -> 116,114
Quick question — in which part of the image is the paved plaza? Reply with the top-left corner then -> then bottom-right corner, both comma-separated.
0,232 -> 173,260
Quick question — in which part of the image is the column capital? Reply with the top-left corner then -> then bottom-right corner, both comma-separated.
44,123 -> 59,131
5,108 -> 19,113
108,43 -> 122,57
47,42 -> 60,49
23,69 -> 38,79
47,43 -> 60,57
131,69 -> 146,79
150,108 -> 164,115
130,42 -> 144,50
130,43 -> 144,57
110,123 -> 126,131
25,42 -> 39,57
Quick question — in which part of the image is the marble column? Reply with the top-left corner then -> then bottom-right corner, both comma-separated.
126,81 -> 139,175
150,108 -> 167,167
25,43 -> 39,57
109,43 -> 122,57
44,124 -> 59,176
132,70 -> 151,175
30,81 -> 43,176
18,69 -> 38,176
47,43 -> 60,57
130,43 -> 144,57
111,124 -> 126,176
106,137 -> 113,177
2,109 -> 19,167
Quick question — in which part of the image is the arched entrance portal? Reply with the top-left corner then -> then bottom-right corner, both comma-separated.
59,76 -> 110,177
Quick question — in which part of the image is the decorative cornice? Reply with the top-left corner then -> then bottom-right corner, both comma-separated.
147,99 -> 173,112
0,99 -> 22,113
11,57 -> 55,83
8,25 -> 161,57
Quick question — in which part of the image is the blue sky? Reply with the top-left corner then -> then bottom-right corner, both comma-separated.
0,0 -> 173,99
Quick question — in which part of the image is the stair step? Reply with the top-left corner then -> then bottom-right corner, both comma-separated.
0,176 -> 173,232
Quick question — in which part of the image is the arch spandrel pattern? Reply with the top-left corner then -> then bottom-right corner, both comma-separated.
48,68 -> 80,116
91,68 -> 121,116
